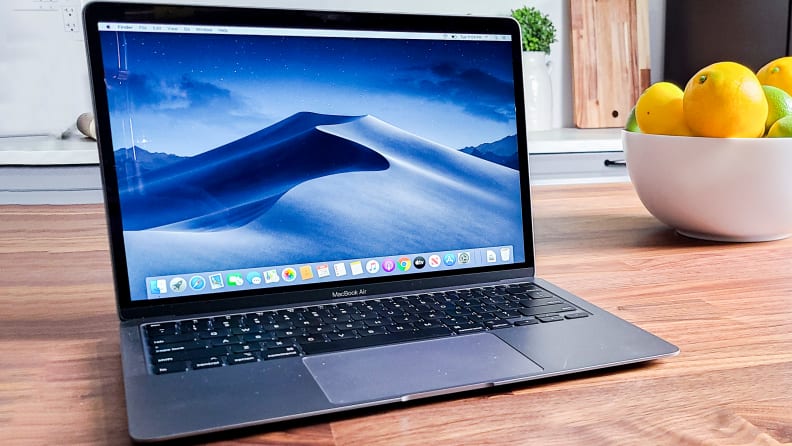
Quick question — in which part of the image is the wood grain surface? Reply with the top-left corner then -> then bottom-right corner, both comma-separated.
570,0 -> 642,128
635,0 -> 651,93
2,182 -> 792,445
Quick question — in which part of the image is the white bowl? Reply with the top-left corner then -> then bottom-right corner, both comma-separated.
622,130 -> 792,242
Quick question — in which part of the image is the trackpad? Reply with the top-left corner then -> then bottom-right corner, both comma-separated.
302,333 -> 543,405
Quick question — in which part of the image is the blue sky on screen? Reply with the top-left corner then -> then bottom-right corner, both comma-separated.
101,31 -> 517,156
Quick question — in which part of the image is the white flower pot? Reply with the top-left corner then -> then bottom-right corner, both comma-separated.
522,51 -> 553,131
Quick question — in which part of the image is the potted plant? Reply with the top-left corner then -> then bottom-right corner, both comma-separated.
511,6 -> 557,131
511,6 -> 557,54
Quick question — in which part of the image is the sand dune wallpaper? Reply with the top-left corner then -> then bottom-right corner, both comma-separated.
100,29 -> 525,299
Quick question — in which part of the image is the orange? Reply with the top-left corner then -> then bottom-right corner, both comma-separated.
757,56 -> 792,96
634,82 -> 693,136
683,61 -> 767,138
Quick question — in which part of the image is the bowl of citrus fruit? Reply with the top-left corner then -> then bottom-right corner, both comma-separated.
623,58 -> 792,242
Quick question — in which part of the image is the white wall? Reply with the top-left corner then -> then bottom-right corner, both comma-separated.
0,0 -> 665,138
0,0 -> 92,137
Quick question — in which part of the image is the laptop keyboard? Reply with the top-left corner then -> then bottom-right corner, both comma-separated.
144,283 -> 589,375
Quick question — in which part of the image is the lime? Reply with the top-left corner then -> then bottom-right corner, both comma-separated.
625,106 -> 641,132
762,85 -> 792,133
766,114 -> 792,137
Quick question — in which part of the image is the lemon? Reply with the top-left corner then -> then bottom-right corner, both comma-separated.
766,115 -> 792,137
635,82 -> 692,136
683,61 -> 767,138
762,85 -> 792,133
757,56 -> 792,96
624,106 -> 641,132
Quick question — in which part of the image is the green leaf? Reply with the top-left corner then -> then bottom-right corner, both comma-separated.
510,6 -> 557,54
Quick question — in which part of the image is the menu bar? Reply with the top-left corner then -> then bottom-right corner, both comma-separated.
98,22 -> 512,42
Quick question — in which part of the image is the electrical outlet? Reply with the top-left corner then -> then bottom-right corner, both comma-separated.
59,0 -> 83,40
61,4 -> 78,33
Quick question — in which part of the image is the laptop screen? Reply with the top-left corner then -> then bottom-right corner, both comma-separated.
94,12 -> 528,302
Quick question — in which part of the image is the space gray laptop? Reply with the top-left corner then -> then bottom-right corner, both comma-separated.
83,2 -> 678,442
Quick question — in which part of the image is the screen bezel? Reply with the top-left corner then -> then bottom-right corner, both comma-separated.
82,2 -> 537,321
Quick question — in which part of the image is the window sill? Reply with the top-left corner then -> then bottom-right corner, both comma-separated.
527,127 -> 622,154
0,128 -> 623,165
0,136 -> 98,165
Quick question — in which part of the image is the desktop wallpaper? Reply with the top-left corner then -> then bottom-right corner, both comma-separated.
100,30 -> 526,300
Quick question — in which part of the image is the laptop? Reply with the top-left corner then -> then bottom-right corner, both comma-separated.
82,2 -> 678,442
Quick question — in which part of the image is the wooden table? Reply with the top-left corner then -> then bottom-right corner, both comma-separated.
2,182 -> 791,445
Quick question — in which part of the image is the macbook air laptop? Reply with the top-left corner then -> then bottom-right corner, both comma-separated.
82,2 -> 678,442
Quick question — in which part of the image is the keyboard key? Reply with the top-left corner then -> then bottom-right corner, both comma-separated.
273,313 -> 301,323
152,340 -> 210,354
450,322 -> 485,334
440,316 -> 470,326
263,339 -> 296,349
145,322 -> 178,337
308,325 -> 334,335
379,317 -> 399,326
153,346 -> 228,364
322,314 -> 352,323
180,318 -> 212,332
198,328 -> 230,339
415,320 -> 444,329
296,335 -> 326,344
355,311 -> 380,321
247,314 -> 273,325
505,291 -> 528,299
359,326 -> 388,336
513,318 -> 539,326
468,312 -> 498,323
228,353 -> 259,365
327,330 -> 358,341
392,314 -> 421,324
148,332 -> 197,346
494,310 -> 522,319
294,318 -> 316,328
537,314 -> 564,323
519,304 -> 577,317
209,336 -> 243,347
243,332 -> 275,343
565,312 -> 590,320
334,321 -> 365,331
230,326 -> 260,335
263,322 -> 294,331
263,346 -> 299,360
231,343 -> 263,354
386,324 -> 415,333
528,290 -> 554,299
192,357 -> 224,370
153,361 -> 189,374
520,298 -> 564,308
412,304 -> 433,313
212,314 -> 242,326
485,319 -> 512,330
275,328 -> 307,338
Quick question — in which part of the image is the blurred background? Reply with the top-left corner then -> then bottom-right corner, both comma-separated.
0,0 -> 667,147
